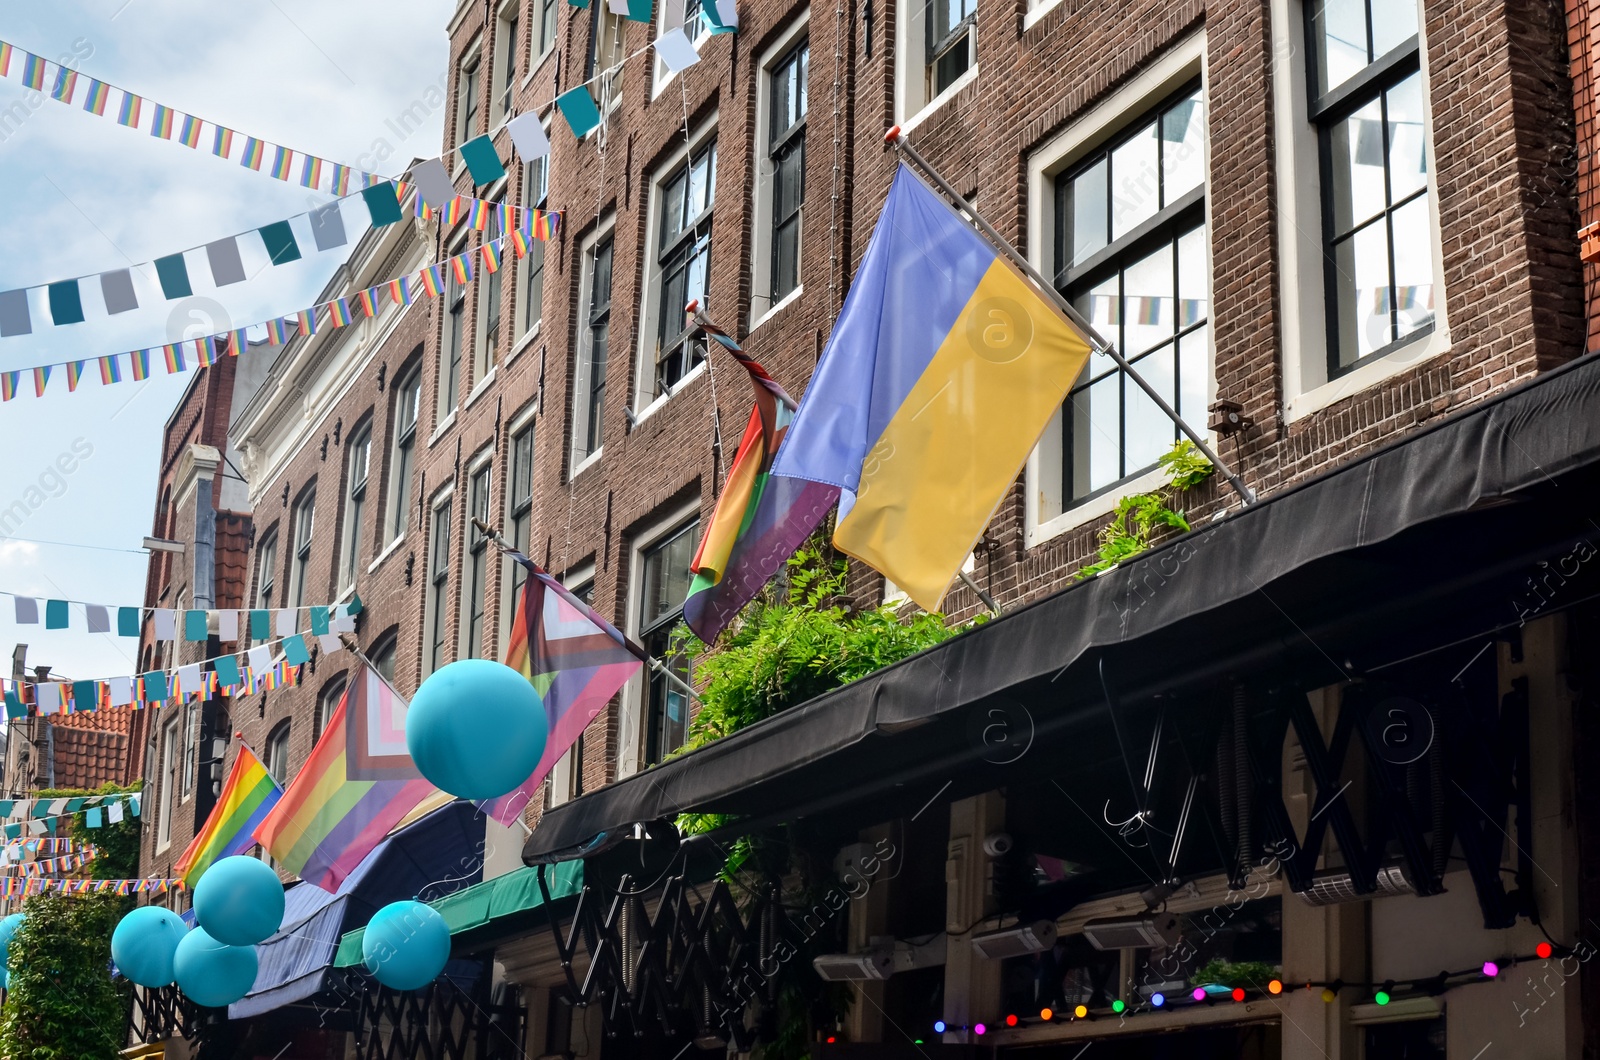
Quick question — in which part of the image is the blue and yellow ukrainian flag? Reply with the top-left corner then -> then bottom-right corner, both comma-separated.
773,164 -> 1093,610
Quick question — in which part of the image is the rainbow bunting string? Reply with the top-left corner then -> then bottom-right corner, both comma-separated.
82,78 -> 109,115
269,145 -> 293,180
32,366 -> 49,397
300,155 -> 323,189
328,298 -> 353,328
64,361 -> 83,392
98,356 -> 121,385
150,103 -> 175,139
21,53 -> 44,90
241,136 -> 265,170
50,67 -> 78,103
129,349 -> 151,381
117,91 -> 141,128
213,126 -> 234,158
178,113 -> 202,148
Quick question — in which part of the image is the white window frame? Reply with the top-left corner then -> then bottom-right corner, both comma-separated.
340,421 -> 372,593
423,487 -> 456,676
633,114 -> 718,424
1272,0 -> 1449,423
455,43 -> 484,173
289,487 -> 316,607
459,450 -> 495,660
439,234 -> 471,423
501,404 -> 540,647
548,561 -> 596,805
255,528 -> 278,616
571,218 -> 616,474
652,0 -> 714,96
156,715 -> 179,851
387,361 -> 422,544
473,204 -> 507,396
618,500 -> 700,776
490,0 -> 520,127
1023,32 -> 1214,549
750,14 -> 810,330
530,0 -> 560,68
589,6 -> 627,117
895,0 -> 978,130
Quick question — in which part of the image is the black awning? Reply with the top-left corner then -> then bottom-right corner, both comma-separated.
525,353 -> 1600,865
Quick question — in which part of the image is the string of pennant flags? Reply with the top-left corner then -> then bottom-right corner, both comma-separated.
2,838 -> 84,856
0,208 -> 554,402
0,3 -> 729,230
0,848 -> 97,877
0,792 -> 140,833
3,589 -> 361,640
1,877 -> 181,898
0,178 -> 557,337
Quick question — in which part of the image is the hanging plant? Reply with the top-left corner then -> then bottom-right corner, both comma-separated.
1077,440 -> 1215,579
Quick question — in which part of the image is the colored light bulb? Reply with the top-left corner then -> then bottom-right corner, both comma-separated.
1374,991 -> 1391,1006
1267,979 -> 1283,995
933,1021 -> 946,1034
974,1023 -> 986,1036
1038,1007 -> 1053,1021
1320,988 -> 1336,1003
1150,993 -> 1166,1008
1073,1004 -> 1089,1019
1537,942 -> 1554,960
1111,999 -> 1126,1014
1231,987 -> 1246,1002
1005,1014 -> 1018,1027
1192,987 -> 1207,1002
1483,961 -> 1499,978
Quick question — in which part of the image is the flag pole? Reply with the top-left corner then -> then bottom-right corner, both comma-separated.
471,518 -> 703,705
883,127 -> 1256,508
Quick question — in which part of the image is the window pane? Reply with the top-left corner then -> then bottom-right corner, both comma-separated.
1121,242 -> 1173,357
1068,158 -> 1108,266
1079,374 -> 1122,496
1327,95 -> 1386,235
1333,218 -> 1391,367
1110,120 -> 1160,240
1390,195 -> 1435,342
1386,72 -> 1427,204
1160,91 -> 1205,204
1076,274 -> 1118,344
1176,225 -> 1209,325
1125,345 -> 1177,474
1178,324 -> 1210,425
641,524 -> 698,630
1312,0 -> 1370,95
1370,0 -> 1419,65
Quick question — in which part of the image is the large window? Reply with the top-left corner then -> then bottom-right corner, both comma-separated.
492,2 -> 519,124
506,421 -> 536,620
440,240 -> 468,419
588,7 -> 626,109
573,232 -> 614,465
928,0 -> 975,97
426,497 -> 453,674
457,50 -> 482,144
255,529 -> 278,616
463,464 -> 492,659
475,210 -> 505,387
157,716 -> 179,849
637,520 -> 698,766
341,423 -> 371,592
767,41 -> 807,308
265,722 -> 291,785
290,488 -> 316,607
649,140 -> 716,396
369,631 -> 398,684
533,0 -> 558,61
1307,0 -> 1433,375
518,148 -> 550,338
1054,83 -> 1208,504
316,675 -> 346,743
388,361 -> 421,542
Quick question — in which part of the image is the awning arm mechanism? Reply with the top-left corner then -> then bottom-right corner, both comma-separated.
884,126 -> 1256,508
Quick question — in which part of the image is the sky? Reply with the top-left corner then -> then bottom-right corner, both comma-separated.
0,1 -> 454,686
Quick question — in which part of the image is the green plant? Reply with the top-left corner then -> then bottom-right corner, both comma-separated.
1077,440 -> 1215,578
0,891 -> 127,1060
35,783 -> 143,880
1189,958 -> 1280,990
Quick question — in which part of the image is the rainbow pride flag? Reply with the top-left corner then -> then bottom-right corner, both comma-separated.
328,298 -> 353,327
98,355 -> 121,384
1,372 -> 18,402
82,78 -> 109,115
178,113 -> 202,148
300,155 -> 323,189
388,276 -> 412,306
265,317 -> 291,345
0,43 -> 13,77
241,137 -> 266,170
356,288 -> 379,317
150,103 -> 175,139
64,361 -> 84,392
117,91 -> 141,128
270,145 -> 293,180
480,240 -> 502,274
330,163 -> 352,196
296,308 -> 317,336
253,671 -> 434,892
32,366 -> 50,397
682,320 -> 838,641
50,67 -> 77,103
450,253 -> 473,284
21,53 -> 44,90
420,264 -> 445,297
484,553 -> 647,825
175,745 -> 282,887
213,125 -> 234,157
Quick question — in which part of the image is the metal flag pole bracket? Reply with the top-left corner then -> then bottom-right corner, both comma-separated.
882,126 -> 1256,508
471,517 -> 703,706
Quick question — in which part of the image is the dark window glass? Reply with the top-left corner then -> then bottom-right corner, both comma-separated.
578,237 -> 614,459
520,155 -> 549,335
341,426 -> 370,591
465,467 -> 492,658
538,0 -> 558,56
442,259 -> 467,413
316,675 -> 346,743
655,142 -> 716,392
429,502 -> 452,673
460,58 -> 481,139
639,521 -> 697,766
508,425 -> 536,605
499,8 -> 518,115
390,365 -> 421,541
927,0 -> 975,95
290,491 -> 316,607
768,42 -> 807,305
1053,83 -> 1208,504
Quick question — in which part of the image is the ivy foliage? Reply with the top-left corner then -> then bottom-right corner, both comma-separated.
0,891 -> 126,1060
1077,440 -> 1216,579
35,782 -> 143,880
1190,958 -> 1281,990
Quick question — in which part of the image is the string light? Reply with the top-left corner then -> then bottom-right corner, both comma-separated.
933,1021 -> 946,1034
1231,987 -> 1246,1002
1267,979 -> 1283,995
1110,999 -> 1126,1014
1004,1014 -> 1018,1027
1321,988 -> 1337,1003
1482,961 -> 1499,978
1072,1004 -> 1089,1019
1150,993 -> 1166,1008
1191,987 -> 1207,1002
1038,1008 -> 1053,1022
1536,942 -> 1554,960
974,1023 -> 986,1036
1373,990 -> 1391,1006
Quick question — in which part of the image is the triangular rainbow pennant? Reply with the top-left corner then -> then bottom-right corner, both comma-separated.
31,366 -> 49,397
64,361 -> 83,392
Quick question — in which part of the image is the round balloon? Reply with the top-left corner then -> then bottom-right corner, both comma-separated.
405,659 -> 547,800
192,856 -> 285,946
173,928 -> 257,1008
362,900 -> 450,991
111,906 -> 188,987
0,913 -> 22,977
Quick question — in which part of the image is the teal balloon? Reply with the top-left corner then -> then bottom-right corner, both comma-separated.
405,659 -> 547,800
111,906 -> 188,987
0,913 -> 22,976
173,928 -> 257,1008
192,856 -> 285,946
362,901 -> 450,991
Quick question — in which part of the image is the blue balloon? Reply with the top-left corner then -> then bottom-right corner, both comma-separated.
362,900 -> 450,991
173,928 -> 257,1008
111,906 -> 188,987
406,659 -> 548,800
192,856 -> 286,946
0,913 -> 23,975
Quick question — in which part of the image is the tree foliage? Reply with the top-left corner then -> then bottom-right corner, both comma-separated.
0,891 -> 126,1060
34,783 -> 143,881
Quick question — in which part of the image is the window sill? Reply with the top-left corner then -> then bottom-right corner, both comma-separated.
631,360 -> 707,428
1285,327 -> 1448,424
1021,0 -> 1064,32
898,65 -> 980,136
507,322 -> 541,366
368,534 -> 406,574
428,411 -> 458,448
749,284 -> 804,333
1026,463 -> 1169,550
571,447 -> 604,479
465,367 -> 499,409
